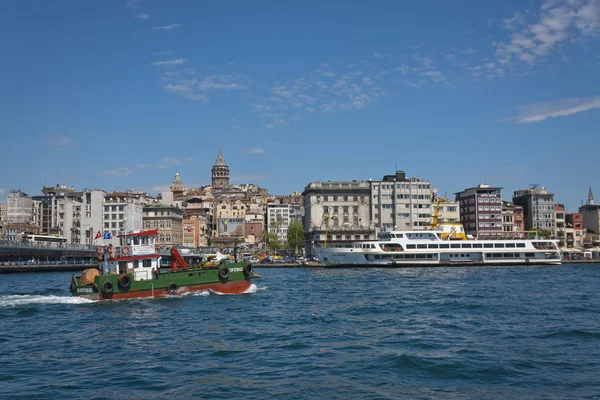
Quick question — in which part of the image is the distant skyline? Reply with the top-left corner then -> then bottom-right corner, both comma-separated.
1,0 -> 599,211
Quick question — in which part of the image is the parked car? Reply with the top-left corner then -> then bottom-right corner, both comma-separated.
296,257 -> 307,263
249,257 -> 260,263
259,257 -> 273,264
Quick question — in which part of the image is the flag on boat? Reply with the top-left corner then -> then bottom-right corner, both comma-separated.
103,232 -> 112,239
94,231 -> 101,240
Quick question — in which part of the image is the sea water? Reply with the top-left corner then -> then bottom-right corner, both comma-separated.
0,264 -> 599,399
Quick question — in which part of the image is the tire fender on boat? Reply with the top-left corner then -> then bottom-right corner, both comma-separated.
118,274 -> 132,289
218,266 -> 229,281
69,282 -> 76,292
243,263 -> 252,277
92,283 -> 99,293
101,280 -> 114,294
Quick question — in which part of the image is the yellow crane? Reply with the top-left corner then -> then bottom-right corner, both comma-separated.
431,193 -> 445,230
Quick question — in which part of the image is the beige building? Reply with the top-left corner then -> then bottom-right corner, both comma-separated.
431,195 -> 460,225
182,215 -> 209,248
303,180 -> 374,256
142,204 -> 184,248
580,187 -> 600,235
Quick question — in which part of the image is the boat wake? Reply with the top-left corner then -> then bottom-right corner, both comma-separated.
0,294 -> 95,307
177,283 -> 263,297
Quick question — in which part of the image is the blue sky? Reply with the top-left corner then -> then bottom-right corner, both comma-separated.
1,0 -> 599,212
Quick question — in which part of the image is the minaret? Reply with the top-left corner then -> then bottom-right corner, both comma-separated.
211,147 -> 230,187
170,172 -> 184,195
588,186 -> 595,205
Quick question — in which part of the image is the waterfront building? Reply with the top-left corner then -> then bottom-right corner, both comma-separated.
555,204 -> 566,246
565,212 -> 584,248
502,201 -> 525,239
430,195 -> 460,224
102,192 -> 144,245
513,184 -> 556,238
142,204 -> 184,248
0,203 -> 6,239
303,180 -> 374,256
32,185 -> 77,236
244,211 -> 264,246
211,147 -> 230,188
53,189 -> 106,245
211,199 -> 246,248
455,184 -> 503,239
371,171 -> 433,232
579,186 -> 600,235
7,190 -> 33,224
267,203 -> 292,243
182,216 -> 206,248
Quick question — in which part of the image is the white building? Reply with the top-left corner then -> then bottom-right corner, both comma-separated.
102,192 -> 144,246
267,204 -> 291,243
7,190 -> 33,224
371,171 -> 433,231
54,189 -> 106,244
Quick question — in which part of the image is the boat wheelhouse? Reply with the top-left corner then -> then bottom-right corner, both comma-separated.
315,230 -> 561,267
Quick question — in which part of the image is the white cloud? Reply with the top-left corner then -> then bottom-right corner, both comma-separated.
156,157 -> 195,169
42,135 -> 77,149
151,58 -> 186,67
134,12 -> 150,19
509,96 -> 600,123
152,51 -> 171,56
101,167 -> 133,176
125,0 -> 140,9
495,0 -> 600,66
247,147 -> 265,154
153,24 -> 183,31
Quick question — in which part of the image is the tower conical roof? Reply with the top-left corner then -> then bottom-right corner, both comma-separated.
589,186 -> 595,205
214,147 -> 227,166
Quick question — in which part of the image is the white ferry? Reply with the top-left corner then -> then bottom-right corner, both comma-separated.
315,230 -> 562,267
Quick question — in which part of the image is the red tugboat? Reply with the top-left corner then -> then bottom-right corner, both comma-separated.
69,229 -> 255,300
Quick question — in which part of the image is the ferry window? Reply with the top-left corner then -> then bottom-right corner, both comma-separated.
439,244 -> 450,248
517,243 -> 526,248
451,244 -> 460,248
133,237 -> 140,245
505,243 -> 516,248
426,254 -> 434,258
428,244 -> 439,249
417,244 -> 427,249
394,254 -> 403,259
143,259 -> 152,268
473,243 -> 483,248
503,253 -> 514,258
405,254 -> 415,259
486,253 -> 493,257
371,244 -> 375,249
375,255 -> 381,260
484,243 -> 493,248
525,253 -> 535,257
493,253 -> 502,258
407,244 -> 416,249
461,243 -> 472,248
397,234 -> 403,238
416,254 -> 426,259
494,243 -> 504,248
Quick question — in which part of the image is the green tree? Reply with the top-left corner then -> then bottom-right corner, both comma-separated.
266,232 -> 281,251
287,219 -> 305,256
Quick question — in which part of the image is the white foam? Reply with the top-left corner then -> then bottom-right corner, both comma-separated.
0,294 -> 96,307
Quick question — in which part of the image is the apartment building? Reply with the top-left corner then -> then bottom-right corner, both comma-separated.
102,192 -> 144,245
372,171 -> 433,231
513,184 -> 556,237
456,184 -> 503,238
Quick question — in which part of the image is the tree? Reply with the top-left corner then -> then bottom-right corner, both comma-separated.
287,219 -> 305,256
266,232 -> 281,251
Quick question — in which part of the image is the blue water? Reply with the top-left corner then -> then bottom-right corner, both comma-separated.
1,264 -> 599,400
